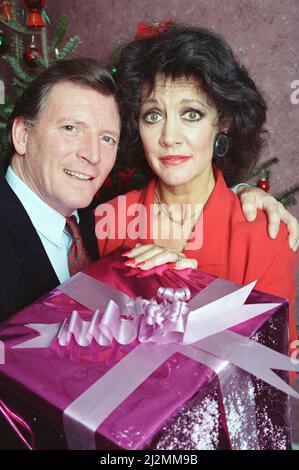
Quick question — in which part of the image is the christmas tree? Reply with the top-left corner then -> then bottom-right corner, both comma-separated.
244,158 -> 299,207
0,0 -> 81,157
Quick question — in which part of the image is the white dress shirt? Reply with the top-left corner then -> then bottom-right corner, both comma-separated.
5,166 -> 78,284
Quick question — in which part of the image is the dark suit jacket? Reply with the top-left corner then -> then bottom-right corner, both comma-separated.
0,179 -> 99,322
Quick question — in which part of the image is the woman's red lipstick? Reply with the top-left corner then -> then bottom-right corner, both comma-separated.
159,155 -> 192,166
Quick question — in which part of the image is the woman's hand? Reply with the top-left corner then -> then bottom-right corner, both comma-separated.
237,186 -> 299,251
122,244 -> 198,270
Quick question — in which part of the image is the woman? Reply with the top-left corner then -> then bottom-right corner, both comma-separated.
95,25 -> 298,347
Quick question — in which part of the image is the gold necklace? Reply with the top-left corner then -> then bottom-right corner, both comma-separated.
154,188 -> 199,226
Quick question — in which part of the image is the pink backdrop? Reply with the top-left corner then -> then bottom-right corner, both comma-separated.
1,0 -> 298,319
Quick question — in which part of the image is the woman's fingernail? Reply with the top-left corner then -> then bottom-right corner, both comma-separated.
245,211 -> 255,222
122,250 -> 132,257
168,262 -> 178,268
135,261 -> 145,267
125,258 -> 136,266
269,226 -> 278,238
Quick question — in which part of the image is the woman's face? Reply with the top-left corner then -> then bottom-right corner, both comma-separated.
138,76 -> 219,189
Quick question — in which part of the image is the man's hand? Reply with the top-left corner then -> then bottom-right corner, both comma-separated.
122,244 -> 198,270
237,186 -> 299,251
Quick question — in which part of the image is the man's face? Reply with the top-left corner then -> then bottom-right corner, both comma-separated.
12,81 -> 120,216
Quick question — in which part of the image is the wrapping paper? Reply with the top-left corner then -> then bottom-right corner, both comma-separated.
0,248 -> 294,450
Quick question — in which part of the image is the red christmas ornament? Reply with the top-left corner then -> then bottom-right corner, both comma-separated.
26,10 -> 45,28
24,0 -> 46,28
23,42 -> 42,67
136,20 -> 173,39
256,178 -> 270,192
0,1 -> 13,21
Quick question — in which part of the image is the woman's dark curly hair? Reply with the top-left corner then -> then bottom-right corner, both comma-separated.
115,24 -> 267,187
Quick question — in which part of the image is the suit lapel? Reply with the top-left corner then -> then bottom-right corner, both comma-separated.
0,180 -> 59,291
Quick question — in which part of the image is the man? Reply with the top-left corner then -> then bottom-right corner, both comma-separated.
0,58 -> 120,322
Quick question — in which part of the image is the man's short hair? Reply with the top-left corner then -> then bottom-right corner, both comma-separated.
6,57 -> 118,165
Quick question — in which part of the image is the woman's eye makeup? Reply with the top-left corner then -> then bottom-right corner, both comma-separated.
143,111 -> 163,124
182,108 -> 203,121
141,107 -> 204,124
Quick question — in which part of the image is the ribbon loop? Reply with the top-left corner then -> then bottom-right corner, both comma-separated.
157,287 -> 191,302
144,301 -> 166,326
140,287 -> 190,342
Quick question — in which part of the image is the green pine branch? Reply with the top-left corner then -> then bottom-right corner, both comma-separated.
0,106 -> 13,120
40,27 -> 49,68
11,0 -> 20,21
50,16 -> 69,50
35,56 -> 47,69
276,195 -> 297,207
107,42 -> 124,72
274,184 -> 299,206
4,55 -> 35,84
244,157 -> 279,180
0,17 -> 37,35
11,32 -> 24,64
0,94 -> 14,118
12,77 -> 28,90
56,36 -> 81,60
0,122 -> 9,157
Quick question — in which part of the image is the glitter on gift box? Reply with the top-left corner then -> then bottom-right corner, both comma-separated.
254,377 -> 289,450
153,386 -> 221,450
251,309 -> 291,450
222,370 -> 258,450
111,426 -> 142,449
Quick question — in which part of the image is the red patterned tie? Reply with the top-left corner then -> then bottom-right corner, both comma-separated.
65,215 -> 93,276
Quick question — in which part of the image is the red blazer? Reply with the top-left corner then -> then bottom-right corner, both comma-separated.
96,171 -> 298,346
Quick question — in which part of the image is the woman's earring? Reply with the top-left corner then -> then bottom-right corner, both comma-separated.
213,132 -> 229,158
